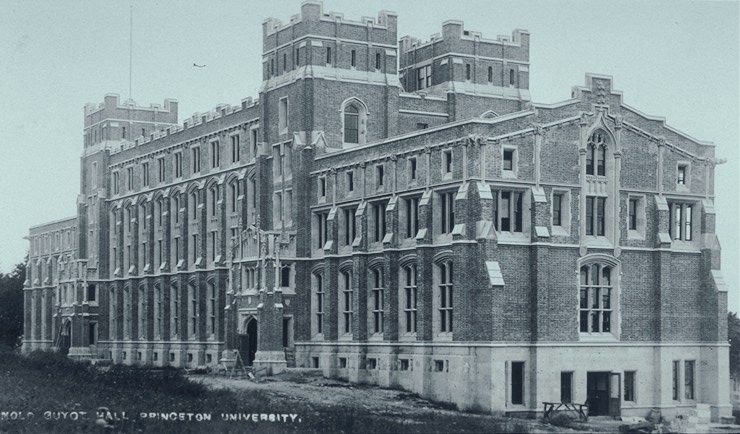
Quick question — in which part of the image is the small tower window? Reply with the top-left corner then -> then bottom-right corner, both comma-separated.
487,66 -> 493,84
344,105 -> 359,144
351,50 -> 356,67
509,69 -> 516,86
465,64 -> 471,81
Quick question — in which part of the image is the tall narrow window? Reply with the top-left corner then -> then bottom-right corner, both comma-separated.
509,69 -> 515,86
672,361 -> 680,400
487,66 -> 493,83
376,165 -> 384,187
192,147 -> 200,173
372,269 -> 384,334
208,284 -> 216,336
443,150 -> 453,174
173,195 -> 180,224
142,162 -> 149,187
350,50 -> 356,67
409,158 -> 417,180
347,171 -> 354,192
624,371 -> 636,402
230,183 -> 238,213
171,285 -> 179,338
174,152 -> 183,178
210,231 -> 217,261
579,264 -> 613,333
317,212 -> 328,249
210,187 -> 217,217
315,274 -> 324,334
344,207 -> 356,246
404,264 -> 418,333
629,198 -> 638,230
587,132 -> 607,176
191,234 -> 199,264
684,361 -> 694,400
231,135 -> 240,163
685,205 -> 692,241
282,52 -> 287,72
191,192 -> 199,220
553,193 -> 563,227
669,203 -> 693,241
344,105 -> 359,144
295,47 -> 300,67
596,197 -> 606,236
319,177 -> 326,198
158,157 -> 165,182
465,64 -> 471,81
511,362 -> 524,405
188,284 -> 197,337
440,191 -> 455,234
127,167 -> 134,191
278,98 -> 288,134
438,262 -> 453,332
373,202 -> 386,242
326,47 -> 332,65
342,271 -> 353,334
586,196 -> 594,235
375,52 -> 381,70
405,197 -> 419,239
210,141 -> 220,168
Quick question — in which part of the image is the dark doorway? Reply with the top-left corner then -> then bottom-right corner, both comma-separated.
238,318 -> 257,366
282,317 -> 291,348
587,372 -> 610,416
59,320 -> 71,356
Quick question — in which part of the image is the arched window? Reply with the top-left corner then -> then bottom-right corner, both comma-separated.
190,191 -> 199,220
403,264 -> 418,334
579,264 -> 613,334
209,186 -> 218,217
280,265 -> 291,287
371,268 -> 384,334
438,262 -> 453,333
341,270 -> 353,335
344,105 -> 359,144
314,273 -> 324,335
342,99 -> 368,146
230,182 -> 238,213
586,131 -> 608,176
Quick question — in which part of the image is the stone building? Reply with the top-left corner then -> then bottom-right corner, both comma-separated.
23,1 -> 731,421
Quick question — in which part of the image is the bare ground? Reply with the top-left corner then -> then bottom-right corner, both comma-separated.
194,369 -> 567,433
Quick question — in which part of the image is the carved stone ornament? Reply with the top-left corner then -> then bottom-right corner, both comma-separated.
424,145 -> 431,154
579,112 -> 590,125
596,81 -> 607,104
389,155 -> 397,162
614,114 -> 623,129
532,124 -> 544,136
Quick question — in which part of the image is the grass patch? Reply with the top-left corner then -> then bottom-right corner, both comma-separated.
0,349 -> 531,433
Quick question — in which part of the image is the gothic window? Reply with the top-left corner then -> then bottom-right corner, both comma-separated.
341,99 -> 367,145
344,105 -> 359,144
341,271 -> 353,335
586,131 -> 607,176
579,263 -> 614,335
314,273 -> 324,335
437,262 -> 453,333
403,264 -> 418,334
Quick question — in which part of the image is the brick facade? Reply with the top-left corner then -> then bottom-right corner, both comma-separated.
23,1 -> 731,421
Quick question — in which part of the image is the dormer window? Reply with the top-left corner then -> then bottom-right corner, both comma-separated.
586,132 -> 607,176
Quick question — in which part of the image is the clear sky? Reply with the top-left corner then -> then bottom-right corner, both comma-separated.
0,0 -> 737,311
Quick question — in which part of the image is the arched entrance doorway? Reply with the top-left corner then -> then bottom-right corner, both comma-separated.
238,317 -> 257,366
59,319 -> 71,356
